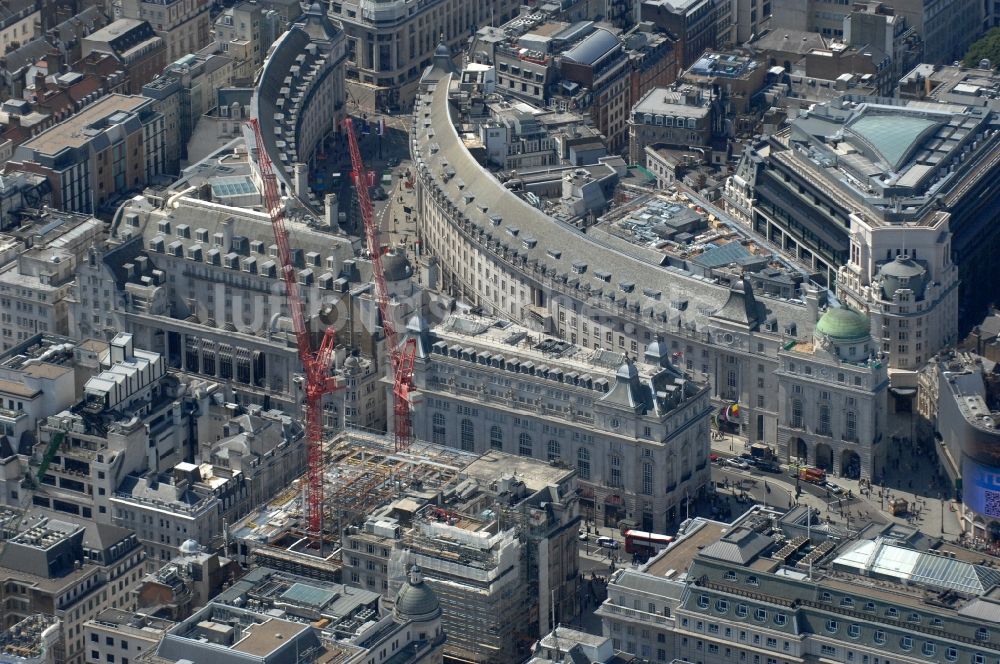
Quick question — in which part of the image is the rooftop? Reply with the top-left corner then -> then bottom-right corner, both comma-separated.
19,94 -> 150,157
782,95 -> 998,225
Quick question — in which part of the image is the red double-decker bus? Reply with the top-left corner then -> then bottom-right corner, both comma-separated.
624,530 -> 674,558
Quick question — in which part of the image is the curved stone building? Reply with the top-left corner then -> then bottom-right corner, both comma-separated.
248,2 -> 347,208
410,51 -> 889,479
777,304 -> 888,478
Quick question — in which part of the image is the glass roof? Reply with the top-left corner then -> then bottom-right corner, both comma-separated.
211,176 -> 257,198
848,114 -> 941,170
280,582 -> 337,609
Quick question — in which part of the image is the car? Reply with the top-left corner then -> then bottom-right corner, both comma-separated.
370,186 -> 388,201
578,530 -> 588,541
596,536 -> 619,549
825,482 -> 844,495
710,453 -> 720,463
725,458 -> 751,470
386,157 -> 400,167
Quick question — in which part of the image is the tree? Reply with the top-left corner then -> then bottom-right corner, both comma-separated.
963,28 -> 1000,68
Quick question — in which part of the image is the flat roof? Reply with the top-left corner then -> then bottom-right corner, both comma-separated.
461,451 -> 575,491
231,618 -> 308,656
21,94 -> 149,156
645,520 -> 726,578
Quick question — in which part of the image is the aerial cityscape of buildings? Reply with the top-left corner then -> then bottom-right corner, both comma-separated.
2,0 -> 1000,663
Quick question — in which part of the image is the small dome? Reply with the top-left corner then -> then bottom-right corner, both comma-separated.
179,539 -> 201,555
434,41 -> 450,59
381,250 -> 412,282
816,305 -> 870,341
877,254 -> 927,300
394,566 -> 440,621
616,357 -> 639,381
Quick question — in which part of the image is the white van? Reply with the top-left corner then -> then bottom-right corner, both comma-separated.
596,536 -> 619,549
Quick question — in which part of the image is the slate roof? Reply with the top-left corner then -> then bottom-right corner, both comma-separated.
413,72 -> 817,339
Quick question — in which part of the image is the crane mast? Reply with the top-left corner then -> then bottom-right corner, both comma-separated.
343,118 -> 417,452
247,118 -> 338,537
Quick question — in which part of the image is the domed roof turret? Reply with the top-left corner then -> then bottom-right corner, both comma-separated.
381,250 -> 413,282
434,40 -> 450,59
179,539 -> 202,555
815,305 -> 870,341
394,566 -> 440,621
877,254 -> 928,300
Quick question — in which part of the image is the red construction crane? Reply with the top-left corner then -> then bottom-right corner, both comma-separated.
246,118 -> 338,537
343,117 -> 417,452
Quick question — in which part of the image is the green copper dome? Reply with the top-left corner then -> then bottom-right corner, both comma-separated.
816,306 -> 870,341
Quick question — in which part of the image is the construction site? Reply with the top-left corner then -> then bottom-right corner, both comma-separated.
228,429 -> 583,664
0,614 -> 60,664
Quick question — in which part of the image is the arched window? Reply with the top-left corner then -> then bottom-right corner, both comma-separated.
460,418 -> 475,451
818,404 -> 831,436
577,447 -> 591,479
490,425 -> 503,451
791,399 -> 803,429
547,439 -> 560,461
519,433 -> 533,457
432,413 -> 446,445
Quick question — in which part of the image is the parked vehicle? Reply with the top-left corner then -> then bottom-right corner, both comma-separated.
596,536 -> 619,549
726,458 -> 751,470
798,466 -> 827,483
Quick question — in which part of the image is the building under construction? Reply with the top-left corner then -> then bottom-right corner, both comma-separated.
228,430 -> 582,664
0,615 -> 60,664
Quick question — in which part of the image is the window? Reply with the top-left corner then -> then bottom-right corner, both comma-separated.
846,410 -> 857,441
724,571 -> 737,581
818,404 -> 831,436
519,433 -> 533,456
863,601 -> 875,612
754,608 -> 767,622
944,647 -> 958,661
826,620 -> 838,633
873,630 -> 886,645
716,599 -> 729,613
848,624 -> 860,638
885,607 -> 898,618
746,576 -> 759,586
900,636 -> 912,651
547,439 -> 560,461
908,612 -> 920,624
791,399 -> 803,428
774,613 -> 786,626
841,597 -> 854,608
432,413 -> 446,445
736,604 -> 747,617
642,463 -> 653,495
975,655 -> 986,664
820,645 -> 837,656
577,447 -> 591,479
922,642 -> 935,657
698,595 -> 709,609
460,418 -> 475,451
977,628 -> 990,641
490,425 -> 503,450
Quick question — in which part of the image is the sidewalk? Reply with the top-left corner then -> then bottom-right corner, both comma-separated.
708,433 -> 963,539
